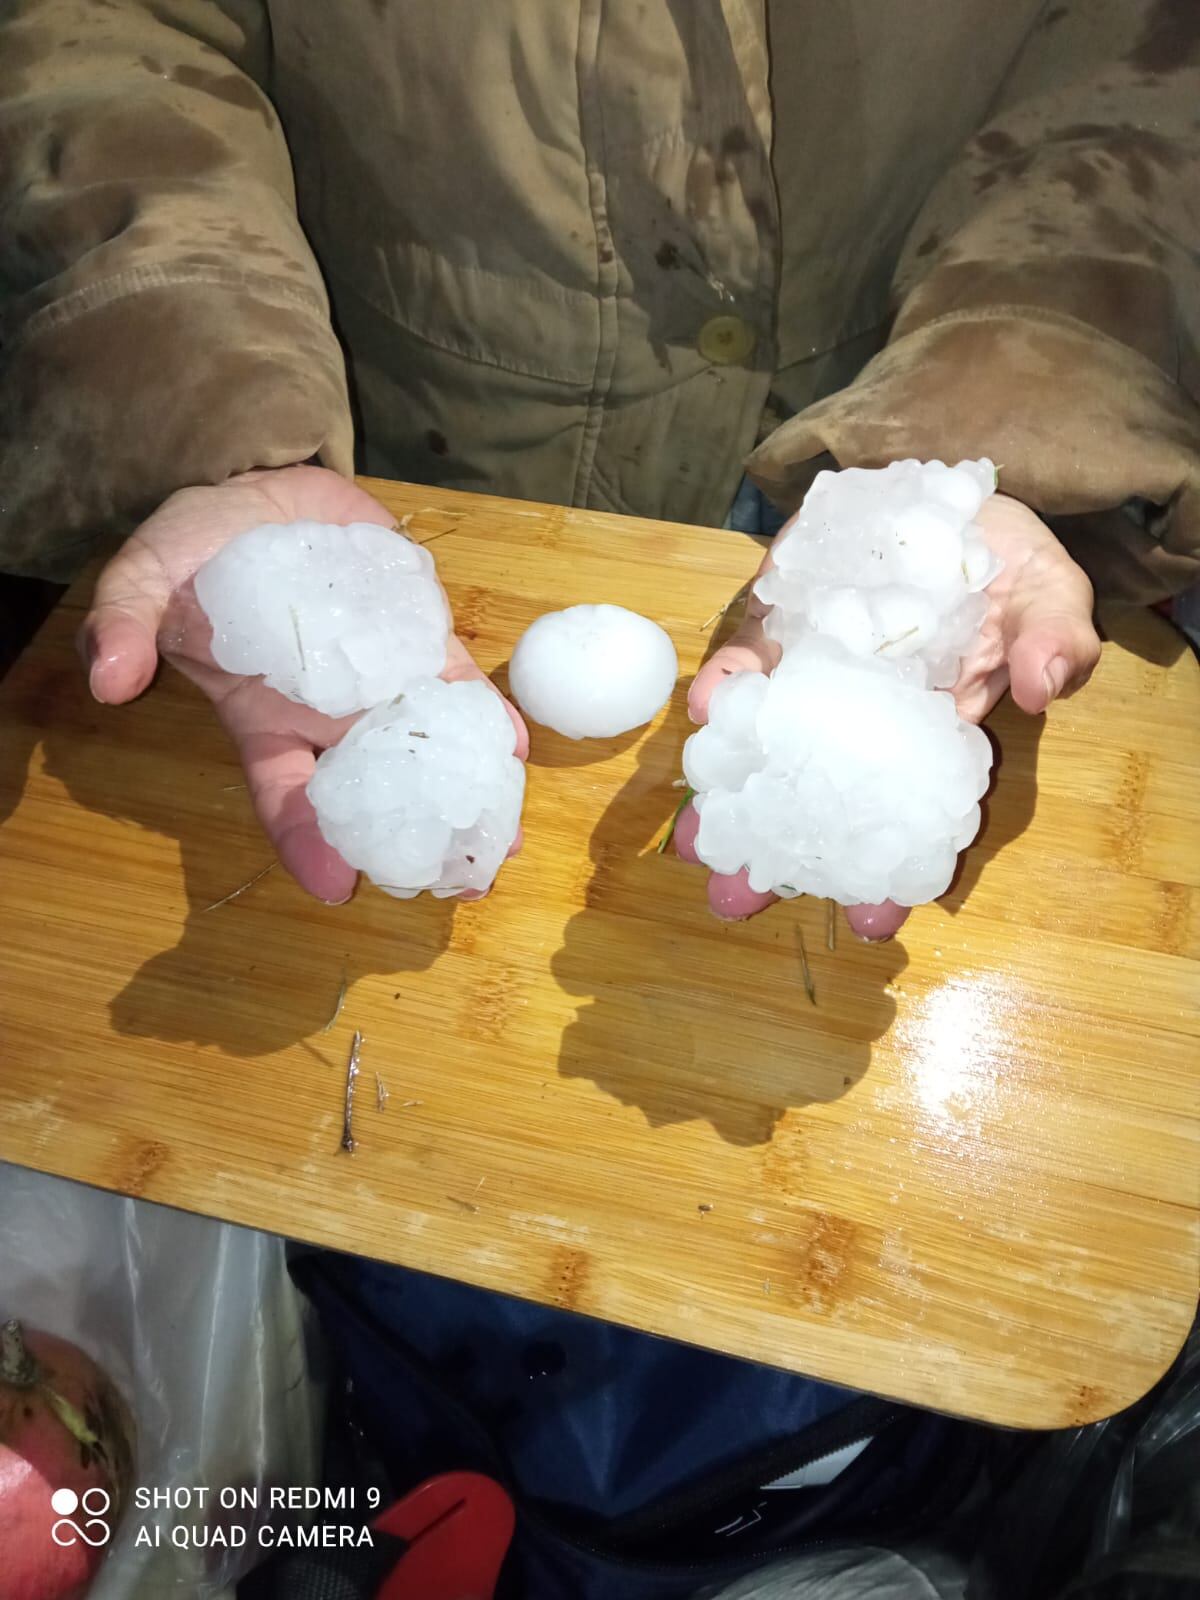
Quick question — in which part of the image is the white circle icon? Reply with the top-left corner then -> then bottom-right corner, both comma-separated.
50,1487 -> 112,1548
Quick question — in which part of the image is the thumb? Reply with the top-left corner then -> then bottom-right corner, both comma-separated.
690,551 -> 779,724
79,540 -> 170,704
1007,607 -> 1101,715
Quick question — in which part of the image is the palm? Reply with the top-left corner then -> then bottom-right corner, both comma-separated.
684,493 -> 1101,936
943,494 -> 1098,724
83,466 -> 528,902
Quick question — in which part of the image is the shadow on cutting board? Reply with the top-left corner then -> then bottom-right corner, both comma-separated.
2,588 -> 1045,1136
549,604 -> 1047,1146
0,605 -> 458,1059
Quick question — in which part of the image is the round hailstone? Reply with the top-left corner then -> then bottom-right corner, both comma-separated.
194,520 -> 450,718
755,458 -> 1003,690
307,678 -> 525,898
682,637 -> 993,907
508,604 -> 678,739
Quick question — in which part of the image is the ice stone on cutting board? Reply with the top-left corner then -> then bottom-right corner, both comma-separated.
509,604 -> 679,739
755,459 -> 1002,690
307,677 -> 525,898
683,637 -> 993,906
194,520 -> 450,718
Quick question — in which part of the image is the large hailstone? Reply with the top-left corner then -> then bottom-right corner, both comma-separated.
194,520 -> 450,718
683,638 -> 993,907
756,459 -> 1002,690
307,678 -> 525,898
509,604 -> 678,739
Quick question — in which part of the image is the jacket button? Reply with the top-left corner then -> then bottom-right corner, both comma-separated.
698,315 -> 756,365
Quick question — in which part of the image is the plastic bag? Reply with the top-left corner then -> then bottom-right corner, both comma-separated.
699,1545 -> 967,1599
0,1160 -> 320,1598
968,1311 -> 1200,1599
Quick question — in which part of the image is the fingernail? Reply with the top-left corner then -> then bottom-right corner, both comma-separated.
1042,655 -> 1070,704
854,931 -> 893,944
88,662 -> 109,705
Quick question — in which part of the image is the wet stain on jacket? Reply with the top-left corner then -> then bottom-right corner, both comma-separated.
975,129 -> 1021,160
173,63 -> 274,127
1128,0 -> 1200,75
1060,153 -> 1104,203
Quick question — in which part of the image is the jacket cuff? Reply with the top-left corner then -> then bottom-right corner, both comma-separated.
748,305 -> 1200,603
0,272 -> 354,582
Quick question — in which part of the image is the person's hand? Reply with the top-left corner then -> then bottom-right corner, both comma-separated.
79,465 -> 528,903
681,492 -> 1101,938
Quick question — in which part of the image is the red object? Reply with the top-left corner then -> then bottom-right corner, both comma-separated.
374,1472 -> 515,1600
0,1320 -> 135,1600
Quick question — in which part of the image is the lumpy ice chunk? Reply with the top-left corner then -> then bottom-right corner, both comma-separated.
307,678 -> 525,898
194,520 -> 450,717
509,604 -> 678,739
682,638 -> 993,906
755,458 -> 1002,690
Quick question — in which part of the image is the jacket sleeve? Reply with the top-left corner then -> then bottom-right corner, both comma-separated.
749,0 -> 1200,603
0,0 -> 353,582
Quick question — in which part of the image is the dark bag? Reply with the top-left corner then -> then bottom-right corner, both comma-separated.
274,1251 -> 997,1599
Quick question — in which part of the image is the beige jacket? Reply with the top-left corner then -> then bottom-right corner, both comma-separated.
1,0 -> 1198,601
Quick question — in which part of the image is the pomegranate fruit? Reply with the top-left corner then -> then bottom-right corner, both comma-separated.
0,1319 -> 135,1600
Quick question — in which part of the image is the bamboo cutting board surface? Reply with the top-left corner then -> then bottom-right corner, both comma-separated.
1,478 -> 1197,1429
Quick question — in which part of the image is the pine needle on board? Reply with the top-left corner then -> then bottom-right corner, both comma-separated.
796,925 -> 817,1006
826,900 -> 837,952
321,972 -> 348,1034
657,787 -> 695,854
201,861 -> 276,913
698,578 -> 753,632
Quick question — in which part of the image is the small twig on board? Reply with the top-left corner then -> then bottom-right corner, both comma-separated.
201,861 -> 276,913
446,1194 -> 479,1214
375,1072 -> 389,1111
657,787 -> 696,854
698,579 -> 752,632
796,926 -> 817,1006
412,514 -> 464,548
826,900 -> 837,952
221,782 -> 247,792
340,1030 -> 363,1154
401,1099 -> 423,1109
321,972 -> 348,1034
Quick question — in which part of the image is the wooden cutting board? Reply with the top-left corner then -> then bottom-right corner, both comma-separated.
1,477 -> 1196,1429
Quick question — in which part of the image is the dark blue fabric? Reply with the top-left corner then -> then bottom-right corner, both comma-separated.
724,475 -> 790,538
293,1253 -> 985,1600
320,1254 -> 854,1519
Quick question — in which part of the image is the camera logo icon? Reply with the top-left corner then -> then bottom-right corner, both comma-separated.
50,1487 -> 113,1548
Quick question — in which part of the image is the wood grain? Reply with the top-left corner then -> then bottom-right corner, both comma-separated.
0,478 -> 1196,1429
